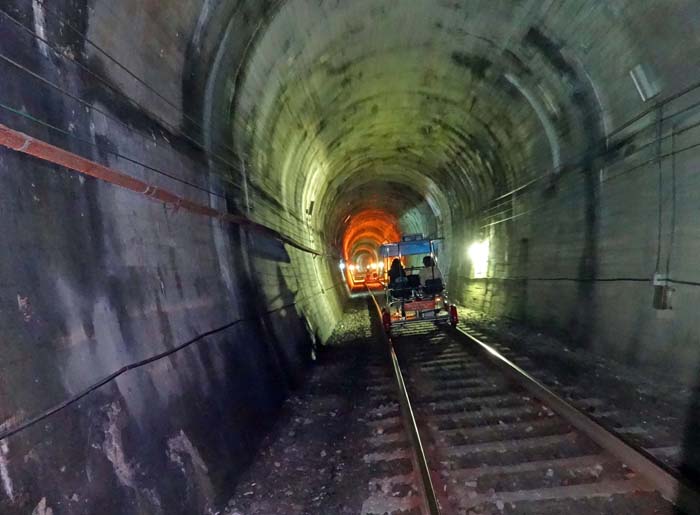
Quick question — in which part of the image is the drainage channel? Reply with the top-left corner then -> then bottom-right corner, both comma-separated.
368,291 -> 699,514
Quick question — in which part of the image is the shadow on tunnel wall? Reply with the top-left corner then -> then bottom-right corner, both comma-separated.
124,226 -> 319,510
522,27 -> 604,351
0,226 -> 321,514
210,228 -> 316,482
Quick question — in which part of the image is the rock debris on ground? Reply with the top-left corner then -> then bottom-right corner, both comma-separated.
223,297 -> 420,515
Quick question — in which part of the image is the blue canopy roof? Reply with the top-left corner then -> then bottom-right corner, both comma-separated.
380,239 -> 432,257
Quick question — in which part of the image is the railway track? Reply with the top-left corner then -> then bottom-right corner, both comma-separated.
367,291 -> 699,515
458,322 -> 688,474
358,350 -> 424,515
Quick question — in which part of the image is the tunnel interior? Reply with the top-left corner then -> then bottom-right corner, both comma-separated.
2,0 -> 700,513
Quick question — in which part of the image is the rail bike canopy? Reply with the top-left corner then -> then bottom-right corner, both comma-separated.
379,235 -> 438,259
379,235 -> 457,332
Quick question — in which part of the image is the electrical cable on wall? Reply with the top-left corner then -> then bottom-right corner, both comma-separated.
0,121 -> 324,256
0,7 -> 249,173
1,5 -> 319,240
483,79 -> 700,209
0,45 -> 241,189
665,127 -> 677,277
479,132 -> 700,229
0,43 -> 315,243
654,104 -> 664,274
0,98 -> 316,247
0,281 -> 344,443
0,100 -> 228,199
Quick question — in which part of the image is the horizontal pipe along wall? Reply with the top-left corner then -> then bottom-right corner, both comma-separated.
3,0 -> 700,513
0,1 -> 345,513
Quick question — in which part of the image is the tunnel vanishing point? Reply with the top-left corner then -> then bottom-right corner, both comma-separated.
2,1 -> 700,513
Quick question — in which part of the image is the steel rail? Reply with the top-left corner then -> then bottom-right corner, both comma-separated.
452,325 -> 700,515
366,287 -> 441,515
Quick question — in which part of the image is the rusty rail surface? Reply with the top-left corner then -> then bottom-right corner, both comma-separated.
453,325 -> 700,515
367,287 -> 441,515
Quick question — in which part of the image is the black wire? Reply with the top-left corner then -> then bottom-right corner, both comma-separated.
0,101 -> 326,256
469,106 -> 700,224
608,75 -> 700,139
606,137 -> 700,184
0,55 -> 307,241
482,129 -> 700,229
654,105 -> 664,273
29,2 -> 182,112
0,100 -> 228,199
669,279 -> 700,287
0,5 -> 249,172
0,16 -> 314,233
24,14 -> 298,207
665,128 -> 677,276
462,276 -> 650,283
0,43 -> 244,188
487,81 -> 700,207
0,280 -> 344,442
33,0 -> 245,140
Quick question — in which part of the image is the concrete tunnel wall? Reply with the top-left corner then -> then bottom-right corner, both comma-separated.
0,1 -> 346,513
2,0 -> 700,513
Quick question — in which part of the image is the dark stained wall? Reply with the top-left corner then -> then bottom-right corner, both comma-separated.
0,1 -> 344,513
3,1 -> 700,513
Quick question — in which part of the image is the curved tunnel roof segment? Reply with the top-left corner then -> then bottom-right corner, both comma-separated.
197,0 -> 654,253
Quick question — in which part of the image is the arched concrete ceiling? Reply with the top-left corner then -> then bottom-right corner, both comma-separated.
341,208 -> 401,260
201,0 -> 647,253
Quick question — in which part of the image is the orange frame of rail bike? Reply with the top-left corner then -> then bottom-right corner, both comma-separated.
403,300 -> 436,312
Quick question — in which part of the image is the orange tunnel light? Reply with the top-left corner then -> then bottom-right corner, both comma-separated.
342,209 -> 401,289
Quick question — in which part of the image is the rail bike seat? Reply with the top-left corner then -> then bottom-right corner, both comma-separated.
389,276 -> 414,299
406,274 -> 421,289
390,286 -> 414,299
422,278 -> 444,295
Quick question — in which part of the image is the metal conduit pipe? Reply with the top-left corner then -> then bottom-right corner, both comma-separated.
0,123 -> 323,256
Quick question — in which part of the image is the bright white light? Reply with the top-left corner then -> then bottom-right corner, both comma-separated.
339,260 -> 346,271
369,263 -> 377,270
378,261 -> 384,270
468,240 -> 490,278
349,264 -> 356,272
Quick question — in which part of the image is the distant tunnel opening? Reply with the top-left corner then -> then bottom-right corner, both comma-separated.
3,0 -> 700,513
